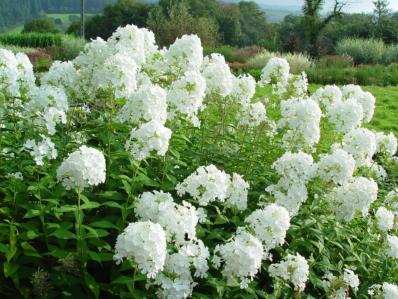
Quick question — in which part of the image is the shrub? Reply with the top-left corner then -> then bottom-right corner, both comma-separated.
384,44 -> 398,65
231,45 -> 266,63
317,55 -> 354,68
245,51 -> 313,74
204,45 -> 237,62
48,35 -> 86,61
27,50 -> 52,72
22,18 -> 59,34
336,38 -> 386,65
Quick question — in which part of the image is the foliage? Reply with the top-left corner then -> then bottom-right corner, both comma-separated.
27,50 -> 53,72
23,18 -> 59,34
336,38 -> 398,65
0,33 -> 62,48
48,35 -> 86,61
0,43 -> 36,54
317,55 -> 354,68
305,63 -> 398,86
148,2 -> 219,47
245,51 -> 314,74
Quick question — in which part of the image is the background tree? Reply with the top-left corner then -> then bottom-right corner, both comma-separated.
372,0 -> 397,43
22,18 -> 58,34
217,3 -> 242,46
238,1 -> 268,46
68,0 -> 153,40
303,0 -> 346,57
147,1 -> 219,47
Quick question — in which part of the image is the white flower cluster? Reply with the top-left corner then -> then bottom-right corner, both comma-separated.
73,25 -> 157,98
201,53 -> 233,97
114,221 -> 167,278
41,61 -> 79,96
245,204 -> 290,251
369,282 -> 398,298
232,74 -> 256,105
154,240 -> 210,299
225,173 -> 250,211
6,172 -> 23,180
342,85 -> 375,123
0,49 -> 34,98
322,269 -> 360,299
125,120 -> 172,161
261,57 -> 290,85
176,165 -> 249,209
266,152 -> 316,215
311,85 -> 342,109
375,207 -> 395,232
340,128 -> 377,167
213,229 -> 263,289
326,97 -> 364,133
375,132 -> 397,156
238,102 -> 267,128
278,98 -> 322,150
135,191 -> 199,245
93,52 -> 138,99
164,34 -> 203,76
316,148 -> 356,185
343,269 -> 360,292
274,72 -> 308,99
23,135 -> 57,166
269,253 -> 309,291
328,177 -> 378,221
25,84 -> 69,135
56,145 -> 106,190
166,70 -> 206,127
117,83 -> 167,125
387,235 -> 398,259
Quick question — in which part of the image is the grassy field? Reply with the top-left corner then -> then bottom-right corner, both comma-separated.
363,85 -> 398,135
5,25 -> 23,34
47,13 -> 80,23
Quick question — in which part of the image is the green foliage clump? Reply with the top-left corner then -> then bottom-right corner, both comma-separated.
336,38 -> 387,65
245,51 -> 314,74
306,64 -> 398,86
0,33 -> 62,48
48,35 -> 86,61
23,18 -> 58,34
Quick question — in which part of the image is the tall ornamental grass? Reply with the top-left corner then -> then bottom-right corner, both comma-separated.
336,38 -> 398,65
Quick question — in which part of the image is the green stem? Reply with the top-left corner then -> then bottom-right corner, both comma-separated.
76,190 -> 84,270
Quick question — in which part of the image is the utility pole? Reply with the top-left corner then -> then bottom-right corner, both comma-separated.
80,0 -> 85,39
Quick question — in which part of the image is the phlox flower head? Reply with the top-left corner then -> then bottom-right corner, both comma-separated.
56,145 -> 106,191
114,221 -> 167,279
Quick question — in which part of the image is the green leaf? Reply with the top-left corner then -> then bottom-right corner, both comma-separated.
23,209 -> 41,218
3,261 -> 18,278
21,242 -> 40,257
85,273 -> 100,299
89,220 -> 119,230
49,229 -> 76,240
80,201 -> 101,210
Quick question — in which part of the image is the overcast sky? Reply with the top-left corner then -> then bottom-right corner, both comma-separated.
255,0 -> 398,12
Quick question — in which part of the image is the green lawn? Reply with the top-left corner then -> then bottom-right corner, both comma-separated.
363,85 -> 398,135
5,25 -> 23,34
